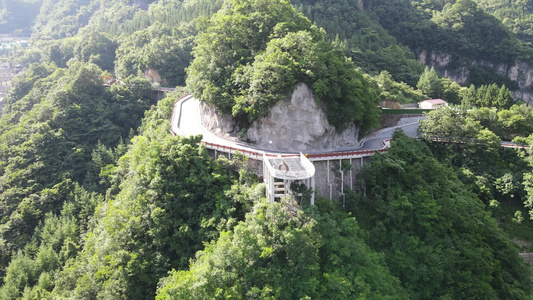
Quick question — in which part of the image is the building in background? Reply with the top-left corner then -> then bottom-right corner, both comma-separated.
418,99 -> 447,109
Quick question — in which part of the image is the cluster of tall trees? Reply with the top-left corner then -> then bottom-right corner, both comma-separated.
0,61 -> 153,297
157,199 -> 408,299
462,83 -> 515,109
476,0 -> 533,44
413,66 -> 516,108
291,0 -> 424,86
115,23 -> 194,87
375,0 -> 530,64
0,0 -> 41,35
187,0 -> 380,132
349,131 -> 532,299
419,104 -> 533,224
375,70 -> 426,104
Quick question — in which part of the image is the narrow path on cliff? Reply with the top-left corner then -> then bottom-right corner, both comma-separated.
170,95 -> 423,159
170,95 -> 528,160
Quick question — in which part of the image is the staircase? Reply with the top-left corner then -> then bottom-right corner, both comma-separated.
273,181 -> 287,200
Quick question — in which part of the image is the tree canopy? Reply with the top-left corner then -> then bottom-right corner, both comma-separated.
157,199 -> 407,299
1,1 -> 533,299
187,0 -> 380,132
348,131 -> 532,299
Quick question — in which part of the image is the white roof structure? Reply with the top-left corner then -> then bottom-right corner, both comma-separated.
263,153 -> 316,205
419,99 -> 447,109
264,155 -> 315,180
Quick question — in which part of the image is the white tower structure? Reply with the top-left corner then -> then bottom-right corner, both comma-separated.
263,153 -> 316,205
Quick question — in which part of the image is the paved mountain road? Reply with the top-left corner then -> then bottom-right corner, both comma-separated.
171,95 -> 424,159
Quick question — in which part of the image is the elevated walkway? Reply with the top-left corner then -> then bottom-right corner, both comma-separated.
263,153 -> 315,204
169,94 -> 420,202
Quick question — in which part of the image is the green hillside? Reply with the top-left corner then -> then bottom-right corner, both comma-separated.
0,0 -> 41,35
0,0 -> 532,298
475,0 -> 533,44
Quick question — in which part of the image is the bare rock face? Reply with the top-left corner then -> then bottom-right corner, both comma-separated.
200,83 -> 360,152
143,68 -> 167,85
418,50 -> 533,105
201,102 -> 240,141
245,83 -> 359,152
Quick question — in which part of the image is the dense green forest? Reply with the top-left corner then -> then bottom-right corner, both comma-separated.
186,0 -> 380,131
476,0 -> 533,43
0,0 -> 533,298
0,0 -> 41,35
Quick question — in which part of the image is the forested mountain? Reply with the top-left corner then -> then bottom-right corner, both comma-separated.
0,0 -> 41,35
7,0 -> 533,97
0,0 -> 532,298
350,131 -> 532,299
187,0 -> 380,131
475,0 -> 533,43
291,0 -> 425,86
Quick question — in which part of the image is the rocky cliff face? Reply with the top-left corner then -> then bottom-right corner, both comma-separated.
419,50 -> 533,104
201,83 -> 360,152
143,68 -> 167,85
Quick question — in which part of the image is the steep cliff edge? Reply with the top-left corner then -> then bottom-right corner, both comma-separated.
419,50 -> 533,104
201,83 -> 360,152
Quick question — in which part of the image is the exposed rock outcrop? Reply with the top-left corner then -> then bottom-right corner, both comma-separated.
201,83 -> 360,152
143,68 -> 167,85
201,103 -> 240,142
358,0 -> 364,10
419,50 -> 533,104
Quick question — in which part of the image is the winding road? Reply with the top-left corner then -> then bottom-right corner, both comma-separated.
170,95 -> 424,161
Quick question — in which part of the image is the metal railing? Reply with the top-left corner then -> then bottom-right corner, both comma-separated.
170,95 -> 392,161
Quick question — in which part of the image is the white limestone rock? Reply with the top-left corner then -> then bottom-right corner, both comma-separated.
200,83 -> 361,152
418,49 -> 533,105
245,83 -> 359,152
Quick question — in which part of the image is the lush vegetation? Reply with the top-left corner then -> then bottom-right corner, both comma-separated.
44,98 -> 250,299
0,61 -> 152,272
0,0 -> 41,35
419,104 -> 533,241
372,0 -> 531,64
349,131 -> 532,299
376,71 -> 426,104
0,0 -> 532,299
291,0 -> 425,86
187,0 -> 380,132
475,0 -> 533,44
157,199 -> 407,299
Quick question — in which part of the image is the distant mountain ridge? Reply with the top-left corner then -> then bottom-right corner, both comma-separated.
0,0 -> 42,35
5,0 -> 533,101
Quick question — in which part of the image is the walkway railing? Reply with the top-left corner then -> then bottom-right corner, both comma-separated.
169,95 -> 532,162
169,94 -> 392,161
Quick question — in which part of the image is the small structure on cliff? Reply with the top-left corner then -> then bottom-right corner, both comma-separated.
419,99 -> 447,109
263,153 -> 316,205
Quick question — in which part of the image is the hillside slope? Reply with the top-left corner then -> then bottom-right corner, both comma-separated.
0,0 -> 532,299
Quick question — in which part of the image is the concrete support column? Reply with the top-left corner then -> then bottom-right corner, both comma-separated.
350,158 -> 353,190
327,160 -> 330,183
311,176 -> 315,205
270,176 -> 274,203
327,159 -> 332,200
339,160 -> 343,196
341,170 -> 344,195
